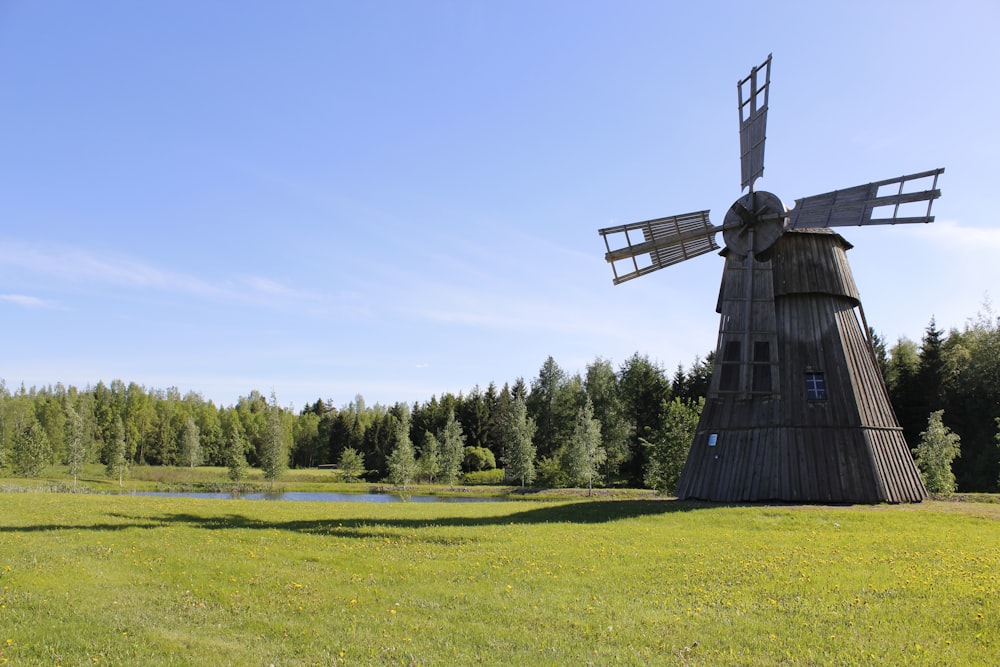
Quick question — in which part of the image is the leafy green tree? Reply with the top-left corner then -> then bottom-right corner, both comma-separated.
225,420 -> 249,485
0,381 -> 7,470
234,390 -> 269,468
462,446 -> 496,472
260,393 -> 288,488
535,453 -> 568,488
180,415 -> 202,468
34,393 -> 65,465
500,394 -> 536,487
644,397 -> 703,495
941,306 -> 1000,491
105,416 -> 129,487
0,389 -> 34,470
124,383 -> 156,465
418,431 -> 441,483
564,395 -> 605,493
338,447 -> 365,482
438,409 -> 466,486
150,388 -> 182,465
386,412 -> 416,488
291,411 -> 321,468
65,402 -> 87,488
585,357 -> 628,484
11,416 -> 51,477
913,410 -> 961,495
188,393 -> 223,465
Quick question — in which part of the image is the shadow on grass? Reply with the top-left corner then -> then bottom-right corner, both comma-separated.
1,498 -> 716,536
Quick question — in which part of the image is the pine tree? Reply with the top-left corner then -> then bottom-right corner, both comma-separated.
918,318 -> 946,413
618,353 -> 671,486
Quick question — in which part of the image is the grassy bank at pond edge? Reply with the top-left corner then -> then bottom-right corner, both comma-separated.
0,490 -> 997,665
0,464 -> 659,499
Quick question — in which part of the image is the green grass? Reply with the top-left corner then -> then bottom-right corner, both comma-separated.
0,493 -> 997,666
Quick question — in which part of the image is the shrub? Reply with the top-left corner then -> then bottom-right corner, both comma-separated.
462,446 -> 496,472
462,468 -> 505,486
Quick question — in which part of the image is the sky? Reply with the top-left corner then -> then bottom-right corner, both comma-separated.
2,0 -> 998,410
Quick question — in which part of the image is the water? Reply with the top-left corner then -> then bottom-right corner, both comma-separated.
131,491 -> 503,503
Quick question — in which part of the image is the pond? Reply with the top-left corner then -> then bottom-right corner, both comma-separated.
130,491 -> 504,503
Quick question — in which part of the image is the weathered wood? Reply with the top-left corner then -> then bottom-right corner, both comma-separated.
675,229 -> 926,503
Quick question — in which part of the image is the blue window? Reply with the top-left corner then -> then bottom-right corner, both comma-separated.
806,373 -> 827,400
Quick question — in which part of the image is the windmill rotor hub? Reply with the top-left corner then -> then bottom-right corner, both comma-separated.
722,190 -> 786,257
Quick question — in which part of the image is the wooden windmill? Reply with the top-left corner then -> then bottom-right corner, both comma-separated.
599,55 -> 943,503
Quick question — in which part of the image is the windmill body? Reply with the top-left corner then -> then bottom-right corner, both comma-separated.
676,229 -> 925,502
598,55 -> 942,503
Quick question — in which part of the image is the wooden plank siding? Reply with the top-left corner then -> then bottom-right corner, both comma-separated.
675,229 -> 926,503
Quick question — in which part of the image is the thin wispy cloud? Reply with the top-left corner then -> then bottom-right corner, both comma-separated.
0,240 -> 320,310
0,294 -> 57,309
0,241 -> 218,293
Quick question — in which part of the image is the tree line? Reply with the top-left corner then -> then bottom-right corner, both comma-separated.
879,307 -> 1000,493
2,305 -> 999,492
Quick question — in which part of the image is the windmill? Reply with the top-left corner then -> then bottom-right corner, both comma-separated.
599,55 -> 943,503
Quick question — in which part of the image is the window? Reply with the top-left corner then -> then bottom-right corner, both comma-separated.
805,372 -> 827,400
718,341 -> 740,392
751,341 -> 772,392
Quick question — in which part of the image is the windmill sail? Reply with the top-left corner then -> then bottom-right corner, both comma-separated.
738,54 -> 771,192
599,210 -> 719,284
787,168 -> 944,229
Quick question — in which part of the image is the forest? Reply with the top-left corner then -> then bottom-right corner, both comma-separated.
2,307 -> 999,493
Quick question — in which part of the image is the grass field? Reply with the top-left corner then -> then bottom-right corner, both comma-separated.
0,490 -> 998,666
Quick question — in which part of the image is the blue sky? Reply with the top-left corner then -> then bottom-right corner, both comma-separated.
2,1 -> 998,410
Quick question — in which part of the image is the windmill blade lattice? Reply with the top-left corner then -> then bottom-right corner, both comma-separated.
738,54 -> 771,192
787,168 -> 944,230
599,211 -> 720,285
